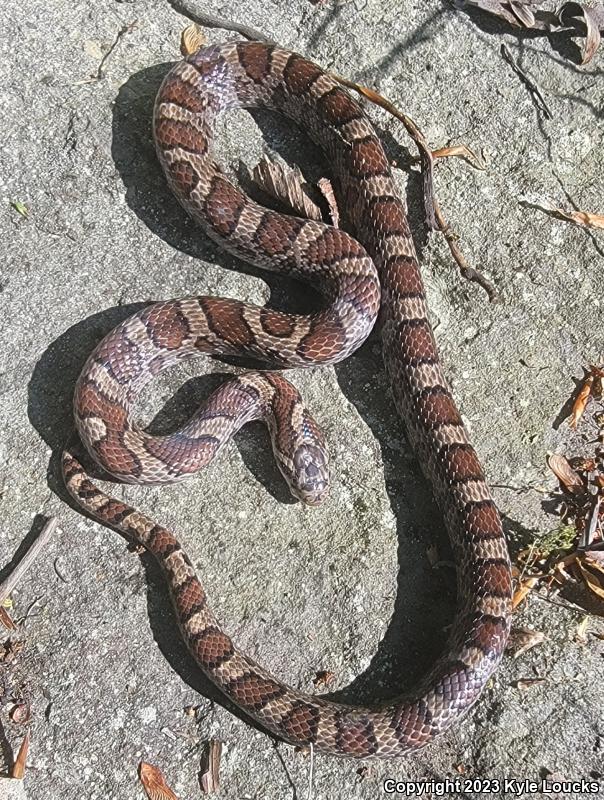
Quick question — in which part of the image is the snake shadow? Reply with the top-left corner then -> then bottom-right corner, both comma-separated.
28,59 -> 505,754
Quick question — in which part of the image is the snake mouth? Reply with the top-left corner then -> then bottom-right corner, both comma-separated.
297,481 -> 330,506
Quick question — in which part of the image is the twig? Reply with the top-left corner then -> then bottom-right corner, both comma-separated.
0,518 -> 58,605
76,21 -> 138,85
501,43 -> 553,120
168,0 -> 274,43
333,74 -> 499,301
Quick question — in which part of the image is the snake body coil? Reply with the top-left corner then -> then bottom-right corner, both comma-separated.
63,41 -> 512,758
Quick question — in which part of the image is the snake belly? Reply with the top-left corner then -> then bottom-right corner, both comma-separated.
63,41 -> 512,758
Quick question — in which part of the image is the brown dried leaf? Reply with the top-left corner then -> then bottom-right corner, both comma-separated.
0,606 -> 17,630
454,0 -> 533,27
12,731 -> 30,779
312,669 -> 336,687
252,155 -> 323,222
139,763 -> 179,800
9,701 -> 31,725
546,453 -> 586,494
180,24 -> 206,57
316,177 -> 340,228
559,3 -> 602,64
576,556 -> 604,602
199,740 -> 222,794
251,155 -> 323,222
0,639 -> 24,663
509,1 -> 536,27
514,676 -> 546,690
526,198 -> 604,230
506,627 -> 546,658
570,374 -> 594,429
512,576 -> 539,609
431,144 -> 486,170
575,614 -> 590,642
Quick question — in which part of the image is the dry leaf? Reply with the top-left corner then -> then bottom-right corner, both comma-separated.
312,669 -> 336,687
454,0 -> 542,27
251,155 -> 323,222
316,177 -> 340,228
506,627 -> 546,657
546,453 -> 585,494
0,606 -> 17,630
9,701 -> 31,725
180,24 -> 207,57
512,576 -> 539,609
514,676 -> 547,690
139,763 -> 179,800
575,614 -> 590,642
509,1 -> 536,27
0,639 -> 24,663
570,374 -> 594,429
199,740 -> 222,794
431,144 -> 486,170
577,556 -> 604,601
560,3 -> 602,64
523,197 -> 604,230
12,732 -> 30,779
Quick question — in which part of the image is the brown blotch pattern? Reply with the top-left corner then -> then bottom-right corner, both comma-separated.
415,386 -> 463,430
226,673 -> 286,711
317,86 -> 363,126
279,702 -> 320,743
253,212 -> 305,256
369,195 -> 410,237
348,135 -> 391,178
174,575 -> 207,620
471,558 -> 513,599
305,227 -> 365,267
468,612 -> 509,654
158,74 -> 208,113
144,303 -> 191,350
204,175 -> 246,237
237,41 -> 273,83
259,308 -> 297,337
283,53 -> 323,95
440,443 -> 485,484
191,626 -> 235,670
297,318 -> 347,362
154,117 -> 208,155
335,716 -> 378,757
462,500 -> 503,538
200,298 -> 255,347
383,254 -> 425,296
394,319 -> 438,363
165,160 -> 200,199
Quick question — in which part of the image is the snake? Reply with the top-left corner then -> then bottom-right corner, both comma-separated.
62,40 -> 512,758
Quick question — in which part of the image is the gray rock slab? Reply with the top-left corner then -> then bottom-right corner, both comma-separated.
0,1 -> 603,798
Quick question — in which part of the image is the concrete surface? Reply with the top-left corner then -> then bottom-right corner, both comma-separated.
1,1 -> 603,798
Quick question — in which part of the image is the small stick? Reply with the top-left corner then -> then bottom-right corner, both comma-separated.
501,43 -> 553,120
0,517 -> 58,605
169,0 -> 274,44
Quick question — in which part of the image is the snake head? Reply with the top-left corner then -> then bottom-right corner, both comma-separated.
281,443 -> 330,506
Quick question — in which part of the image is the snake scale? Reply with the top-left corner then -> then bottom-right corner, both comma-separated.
62,40 -> 512,758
